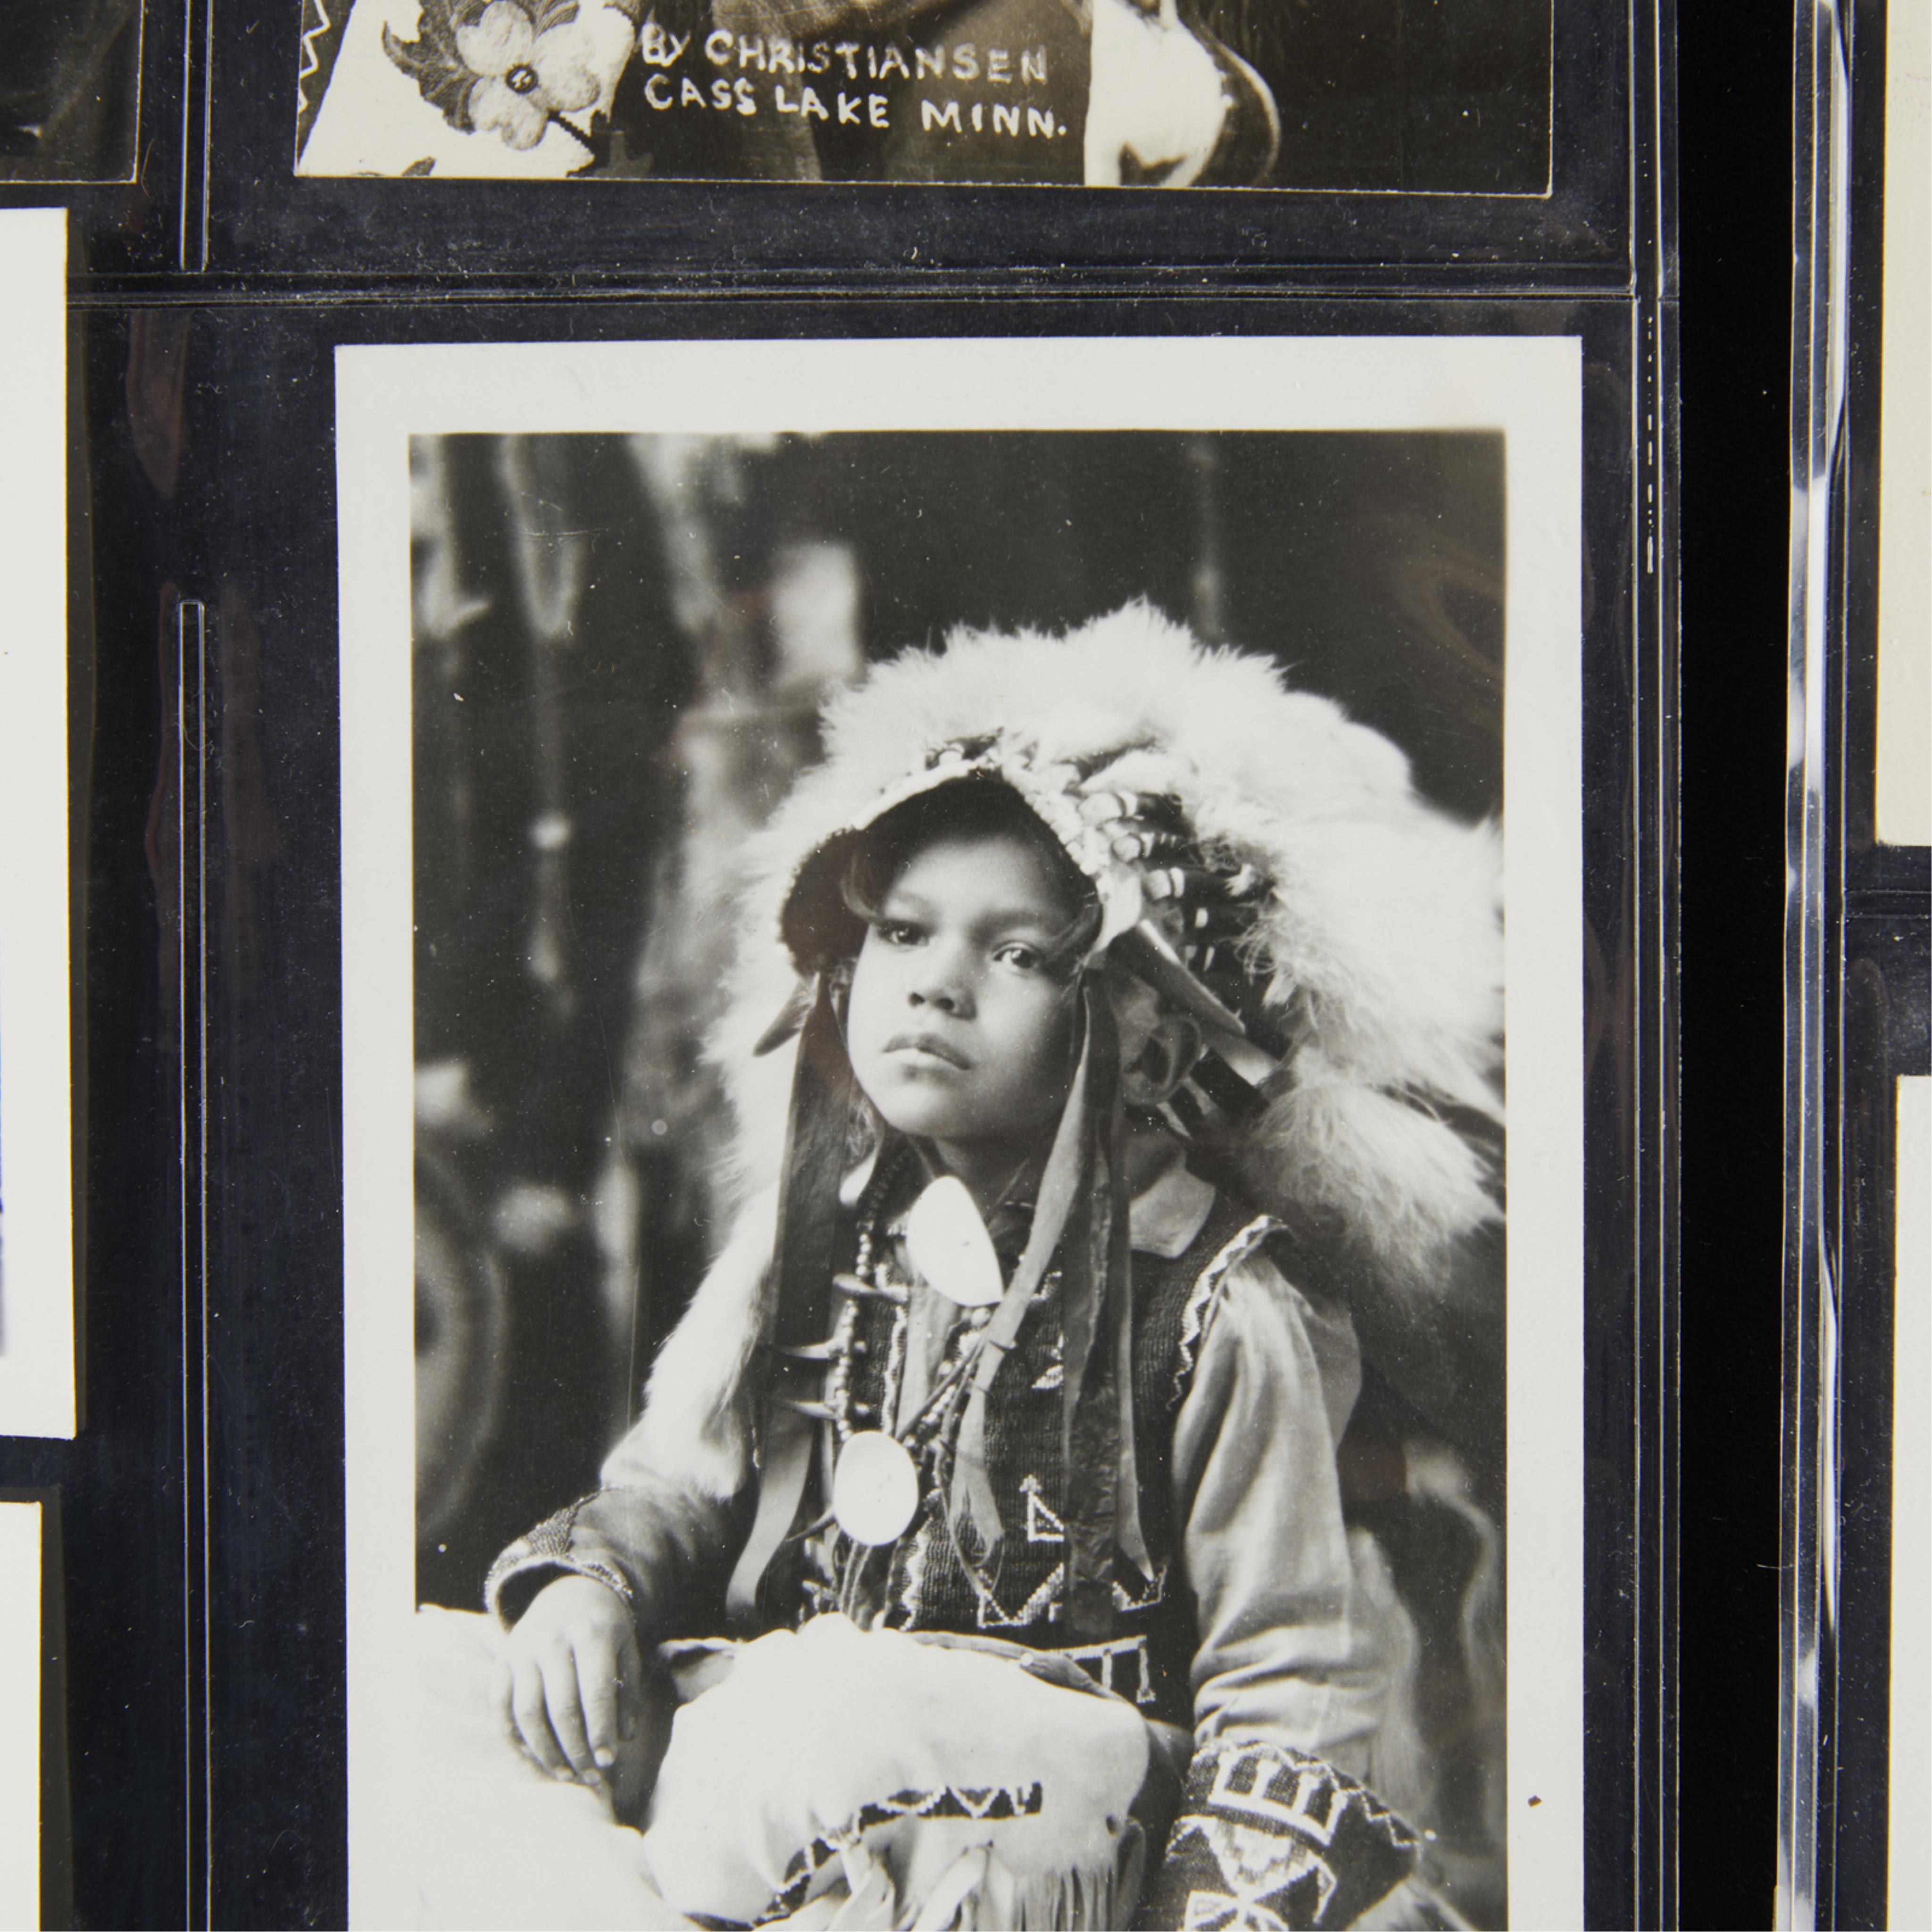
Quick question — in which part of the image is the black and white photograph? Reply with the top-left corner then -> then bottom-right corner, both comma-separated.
338,334 -> 1583,1927
0,0 -> 144,183
0,207 -> 77,1442
294,0 -> 1553,189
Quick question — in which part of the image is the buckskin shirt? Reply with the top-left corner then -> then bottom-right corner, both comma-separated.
483,1142 -> 1428,1927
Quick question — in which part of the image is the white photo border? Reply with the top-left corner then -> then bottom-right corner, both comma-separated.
336,333 -> 1586,1925
0,1497 -> 44,1927
0,208 -> 77,1442
1889,1074 -> 1932,1920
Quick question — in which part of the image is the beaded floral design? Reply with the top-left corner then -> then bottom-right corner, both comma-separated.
382,0 -> 611,151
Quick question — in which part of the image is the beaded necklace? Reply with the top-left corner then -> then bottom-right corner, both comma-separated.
816,1145 -> 1032,1619
822,1146 -> 912,1446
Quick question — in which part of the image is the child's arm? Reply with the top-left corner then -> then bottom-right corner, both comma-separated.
488,1482 -> 736,1786
1169,1255 -> 1381,1768
484,1191 -> 778,1788
1145,1252 -> 1426,1927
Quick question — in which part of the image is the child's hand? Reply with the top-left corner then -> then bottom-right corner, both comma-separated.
498,1574 -> 642,1793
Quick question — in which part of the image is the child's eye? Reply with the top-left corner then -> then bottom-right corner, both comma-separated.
994,941 -> 1045,973
874,919 -> 924,948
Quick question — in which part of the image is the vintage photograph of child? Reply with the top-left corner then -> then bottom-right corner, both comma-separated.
339,342 -> 1585,1928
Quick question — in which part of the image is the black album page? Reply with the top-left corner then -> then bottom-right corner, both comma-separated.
0,0 -> 1706,1922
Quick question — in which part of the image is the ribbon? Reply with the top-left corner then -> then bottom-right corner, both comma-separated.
946,983 -> 1098,1578
945,975 -> 1149,1640
1056,983 -> 1150,1639
727,973 -> 861,1629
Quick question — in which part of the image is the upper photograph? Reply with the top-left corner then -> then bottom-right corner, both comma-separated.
296,0 -> 1554,190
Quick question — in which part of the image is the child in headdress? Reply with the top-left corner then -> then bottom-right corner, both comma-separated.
477,604 -> 1501,1929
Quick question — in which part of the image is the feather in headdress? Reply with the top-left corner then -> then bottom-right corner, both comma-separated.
710,601 -> 1503,1302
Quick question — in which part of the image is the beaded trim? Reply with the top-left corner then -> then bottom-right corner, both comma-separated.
484,1495 -> 639,1620
1170,1215 -> 1285,1408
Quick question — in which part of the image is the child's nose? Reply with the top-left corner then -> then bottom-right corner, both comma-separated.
910,946 -> 974,1016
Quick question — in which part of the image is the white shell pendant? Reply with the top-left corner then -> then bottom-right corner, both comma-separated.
904,1175 -> 1004,1308
832,1431 -> 919,1545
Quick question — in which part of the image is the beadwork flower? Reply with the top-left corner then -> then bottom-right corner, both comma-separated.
383,0 -> 610,152
458,0 -> 600,149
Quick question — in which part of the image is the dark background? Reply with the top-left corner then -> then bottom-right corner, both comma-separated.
0,7 -> 1817,1930
1676,8 -> 1792,1927
1208,0 -> 1554,192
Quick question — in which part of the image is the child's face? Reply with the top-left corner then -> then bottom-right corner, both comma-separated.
845,829 -> 1083,1174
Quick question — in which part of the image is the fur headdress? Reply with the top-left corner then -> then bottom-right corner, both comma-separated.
714,600 -> 1503,1298
703,602 -> 1503,1633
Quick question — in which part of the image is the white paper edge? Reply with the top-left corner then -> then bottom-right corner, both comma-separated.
1876,0 -> 1931,847
1890,1074 -> 1932,1921
0,208 -> 77,1441
336,333 -> 1586,1926
0,1497 -> 44,1929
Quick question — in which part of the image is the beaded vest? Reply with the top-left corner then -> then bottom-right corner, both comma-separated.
758,1183 -> 1283,1732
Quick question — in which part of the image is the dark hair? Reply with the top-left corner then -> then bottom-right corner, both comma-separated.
782,777 -> 1098,975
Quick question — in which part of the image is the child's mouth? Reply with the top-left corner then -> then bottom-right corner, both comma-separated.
885,1031 -> 970,1069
